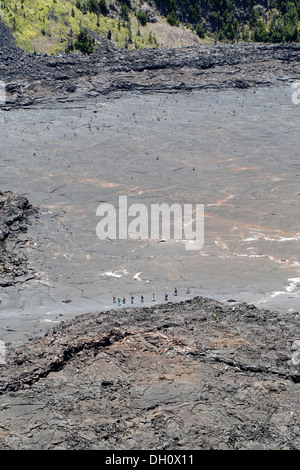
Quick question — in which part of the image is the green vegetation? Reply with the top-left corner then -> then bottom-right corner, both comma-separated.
0,0 -> 300,54
136,9 -> 147,26
154,0 -> 300,42
73,26 -> 95,53
0,0 -> 159,54
195,20 -> 205,38
251,2 -> 300,43
167,9 -> 179,26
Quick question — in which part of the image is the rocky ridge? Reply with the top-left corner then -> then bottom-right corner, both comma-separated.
0,38 -> 300,108
0,296 -> 299,449
0,192 -> 37,287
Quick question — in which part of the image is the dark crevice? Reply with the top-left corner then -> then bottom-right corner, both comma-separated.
0,329 -> 130,394
189,351 -> 300,384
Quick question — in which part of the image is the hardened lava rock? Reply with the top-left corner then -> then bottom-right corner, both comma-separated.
0,191 -> 37,286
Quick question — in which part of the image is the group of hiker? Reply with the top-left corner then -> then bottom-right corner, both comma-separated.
112,287 -> 190,306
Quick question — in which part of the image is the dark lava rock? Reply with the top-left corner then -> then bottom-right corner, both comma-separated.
1,31 -> 300,451
0,191 -> 37,286
0,42 -> 300,108
0,16 -> 17,53
0,296 -> 299,450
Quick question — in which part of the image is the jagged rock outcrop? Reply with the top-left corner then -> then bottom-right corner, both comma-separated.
0,192 -> 37,286
0,42 -> 300,108
0,296 -> 299,450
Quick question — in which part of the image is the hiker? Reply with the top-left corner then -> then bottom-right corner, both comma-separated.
165,293 -> 168,301
118,298 -> 121,306
113,295 -> 116,303
141,295 -> 144,303
152,293 -> 156,302
174,288 -> 178,296
123,296 -> 126,304
131,295 -> 134,304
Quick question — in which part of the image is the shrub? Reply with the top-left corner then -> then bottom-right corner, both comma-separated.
253,20 -> 269,42
166,10 -> 178,26
99,0 -> 108,15
195,21 -> 205,38
137,10 -> 147,26
74,28 -> 95,54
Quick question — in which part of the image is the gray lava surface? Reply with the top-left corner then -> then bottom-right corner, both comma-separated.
0,85 -> 299,346
0,37 -> 300,450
